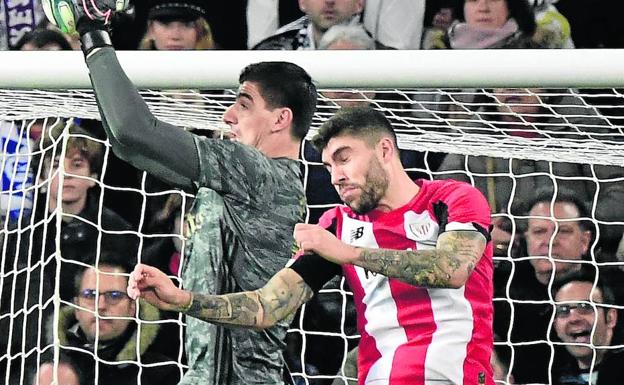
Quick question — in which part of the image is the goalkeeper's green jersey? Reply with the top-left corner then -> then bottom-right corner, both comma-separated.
180,137 -> 305,385
85,46 -> 306,385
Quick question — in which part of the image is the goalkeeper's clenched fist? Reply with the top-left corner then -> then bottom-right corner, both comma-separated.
42,0 -> 129,35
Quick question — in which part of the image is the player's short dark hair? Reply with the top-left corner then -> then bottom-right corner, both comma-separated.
239,61 -> 317,140
311,106 -> 397,153
523,186 -> 594,234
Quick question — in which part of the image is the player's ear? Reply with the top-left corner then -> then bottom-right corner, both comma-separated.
272,107 -> 293,134
378,137 -> 396,162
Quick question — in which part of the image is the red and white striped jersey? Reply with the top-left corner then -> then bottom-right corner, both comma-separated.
318,179 -> 494,385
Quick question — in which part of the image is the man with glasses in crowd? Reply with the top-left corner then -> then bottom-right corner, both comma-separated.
552,270 -> 623,385
35,250 -> 180,385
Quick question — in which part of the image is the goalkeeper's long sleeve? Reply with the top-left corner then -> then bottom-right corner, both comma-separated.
81,29 -> 201,191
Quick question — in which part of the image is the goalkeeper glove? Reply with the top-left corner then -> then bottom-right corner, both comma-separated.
42,0 -> 129,35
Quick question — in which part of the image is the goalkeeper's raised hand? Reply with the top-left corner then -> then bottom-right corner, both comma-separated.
42,0 -> 129,35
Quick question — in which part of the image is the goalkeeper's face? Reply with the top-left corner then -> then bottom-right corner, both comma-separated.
223,81 -> 290,150
75,266 -> 136,342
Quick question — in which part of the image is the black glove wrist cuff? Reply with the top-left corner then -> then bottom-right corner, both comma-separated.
80,29 -> 112,56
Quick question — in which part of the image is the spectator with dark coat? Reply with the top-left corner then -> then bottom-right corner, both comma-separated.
35,251 -> 180,385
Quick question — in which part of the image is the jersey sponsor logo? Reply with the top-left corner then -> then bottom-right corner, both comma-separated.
340,216 -> 376,248
350,226 -> 364,242
404,210 -> 439,246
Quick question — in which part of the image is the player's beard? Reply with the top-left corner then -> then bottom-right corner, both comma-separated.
349,156 -> 389,215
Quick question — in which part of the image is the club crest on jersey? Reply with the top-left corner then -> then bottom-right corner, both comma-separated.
404,210 -> 438,243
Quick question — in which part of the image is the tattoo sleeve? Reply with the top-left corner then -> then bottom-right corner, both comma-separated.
183,268 -> 314,329
355,230 -> 486,288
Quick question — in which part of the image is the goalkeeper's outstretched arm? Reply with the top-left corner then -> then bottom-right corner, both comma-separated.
128,264 -> 314,329
82,22 -> 200,190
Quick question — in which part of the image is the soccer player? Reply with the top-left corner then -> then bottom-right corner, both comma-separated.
43,1 -> 316,384
128,107 -> 495,385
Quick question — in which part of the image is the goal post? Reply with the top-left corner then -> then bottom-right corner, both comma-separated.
0,50 -> 623,385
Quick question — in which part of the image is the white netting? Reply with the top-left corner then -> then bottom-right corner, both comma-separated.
0,83 -> 623,385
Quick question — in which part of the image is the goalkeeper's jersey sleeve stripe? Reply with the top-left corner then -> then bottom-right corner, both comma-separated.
86,47 -> 200,190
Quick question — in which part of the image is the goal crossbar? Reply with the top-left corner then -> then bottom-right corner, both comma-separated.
2,49 -> 624,89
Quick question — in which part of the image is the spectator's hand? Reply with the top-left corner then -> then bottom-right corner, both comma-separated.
294,223 -> 357,265
127,264 -> 192,312
42,0 -> 129,34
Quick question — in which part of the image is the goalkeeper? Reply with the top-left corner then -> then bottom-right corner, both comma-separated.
42,1 -> 317,384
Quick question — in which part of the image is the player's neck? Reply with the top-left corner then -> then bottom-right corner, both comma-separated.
376,170 -> 420,212
259,136 -> 300,160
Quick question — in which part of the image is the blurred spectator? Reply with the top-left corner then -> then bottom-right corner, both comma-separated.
421,0 -> 460,49
552,271 -> 624,385
0,120 -> 34,225
524,188 -> 593,286
36,251 -> 180,385
445,0 -> 572,49
35,121 -> 134,301
248,0 -> 425,49
361,0 -> 426,49
494,187 -> 594,383
0,0 -> 44,50
246,0 -> 309,48
139,0 -> 215,50
491,341 -> 515,383
436,88 -> 624,253
13,28 -> 72,51
253,0 -> 367,50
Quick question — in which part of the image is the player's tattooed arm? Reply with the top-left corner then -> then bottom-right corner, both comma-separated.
353,230 -> 487,288
182,268 -> 314,328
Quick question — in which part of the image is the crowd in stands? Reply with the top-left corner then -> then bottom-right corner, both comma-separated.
1,0 -> 623,384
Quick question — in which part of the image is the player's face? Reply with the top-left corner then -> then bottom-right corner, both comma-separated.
322,134 -> 389,214
223,81 -> 281,149
48,150 -> 96,208
525,202 -> 591,286
148,19 -> 199,50
554,282 -> 616,365
299,0 -> 364,31
75,266 -> 135,342
464,0 -> 509,30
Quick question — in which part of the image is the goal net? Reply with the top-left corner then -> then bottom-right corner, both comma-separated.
1,50 -> 623,385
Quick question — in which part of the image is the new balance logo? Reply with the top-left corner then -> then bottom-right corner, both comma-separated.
350,226 -> 364,242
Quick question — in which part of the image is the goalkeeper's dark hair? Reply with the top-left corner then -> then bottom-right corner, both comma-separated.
239,62 -> 317,141
312,106 -> 398,153
38,120 -> 104,177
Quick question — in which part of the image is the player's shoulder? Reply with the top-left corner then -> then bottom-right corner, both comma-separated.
317,204 -> 355,230
422,178 -> 485,200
